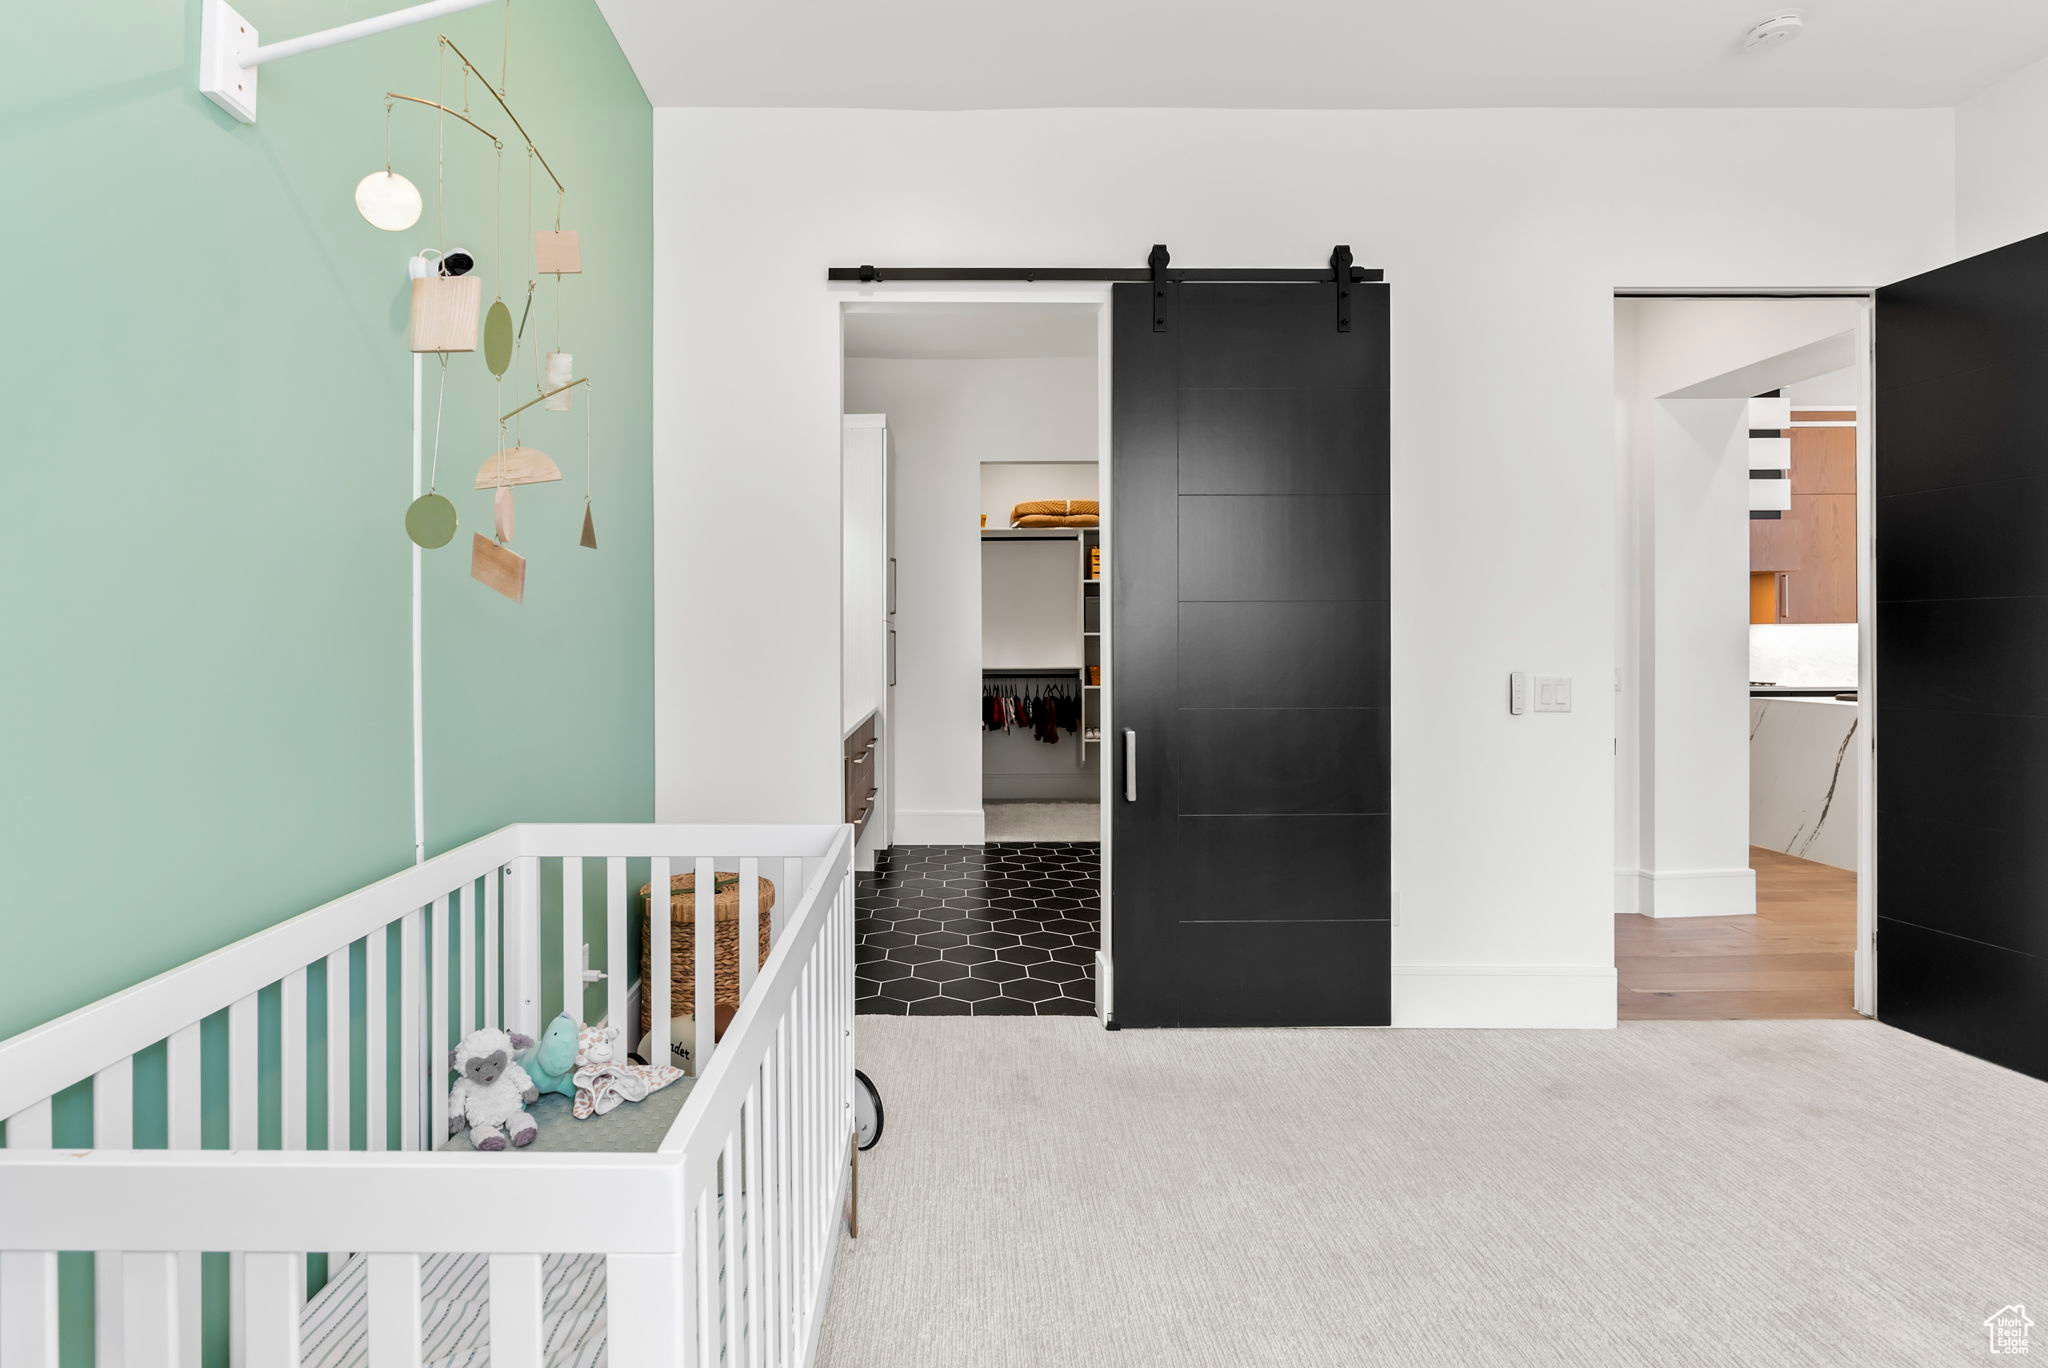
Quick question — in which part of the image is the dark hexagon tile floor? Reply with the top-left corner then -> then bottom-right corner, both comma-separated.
856,844 -> 1099,1017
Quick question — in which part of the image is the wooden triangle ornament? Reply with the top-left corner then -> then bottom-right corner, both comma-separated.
579,501 -> 597,549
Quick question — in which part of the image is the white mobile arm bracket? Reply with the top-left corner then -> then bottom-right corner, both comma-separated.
200,0 -> 496,123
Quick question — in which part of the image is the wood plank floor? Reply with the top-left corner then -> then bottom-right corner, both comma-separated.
1617,847 -> 1859,1020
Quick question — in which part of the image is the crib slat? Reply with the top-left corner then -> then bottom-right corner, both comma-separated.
738,857 -> 761,1004
281,968 -> 308,1151
430,896 -> 451,1149
775,1017 -> 794,1368
606,858 -> 626,1035
562,856 -> 584,1020
722,1124 -> 743,1367
366,931 -> 388,1152
94,1058 -> 135,1366
1,1098 -> 58,1368
783,857 -> 804,955
695,1189 -> 718,1368
742,1072 -> 766,1368
230,994 -> 258,1151
229,993 -> 258,1368
366,1254 -> 422,1367
459,881 -> 477,1039
165,1024 -> 203,1367
120,1252 -> 179,1368
694,856 -> 717,1076
241,1253 -> 300,1365
483,871 -> 501,1029
487,1254 -> 543,1368
400,909 -> 423,1150
326,949 -> 351,1153
326,946 -> 353,1274
648,856 -> 671,1066
507,857 -> 541,1039
607,1254 -> 686,1368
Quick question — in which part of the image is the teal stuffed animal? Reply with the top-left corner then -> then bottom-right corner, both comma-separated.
523,1012 -> 581,1100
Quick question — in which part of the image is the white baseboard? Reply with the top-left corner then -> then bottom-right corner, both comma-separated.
894,808 -> 985,845
1392,964 -> 1617,1029
1633,867 -> 1756,919
1613,868 -> 1641,916
1094,950 -> 1113,1025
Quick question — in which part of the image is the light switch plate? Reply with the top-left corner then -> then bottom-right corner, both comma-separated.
1509,671 -> 1529,715
1535,675 -> 1572,713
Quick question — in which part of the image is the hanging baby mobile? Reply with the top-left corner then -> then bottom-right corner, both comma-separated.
356,6 -> 598,605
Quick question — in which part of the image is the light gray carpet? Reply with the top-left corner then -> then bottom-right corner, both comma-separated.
820,1018 -> 2048,1367
982,801 -> 1100,843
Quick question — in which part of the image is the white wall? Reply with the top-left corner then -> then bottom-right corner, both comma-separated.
1958,53 -> 2048,256
982,462 -> 1098,528
654,106 -> 1953,1027
841,356 -> 1096,841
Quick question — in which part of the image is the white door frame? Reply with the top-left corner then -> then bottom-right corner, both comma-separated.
832,284 -> 1117,1022
1614,288 -> 1876,1019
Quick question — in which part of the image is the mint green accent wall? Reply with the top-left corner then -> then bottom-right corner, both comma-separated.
2,1 -> 652,1047
4,6 -> 649,1356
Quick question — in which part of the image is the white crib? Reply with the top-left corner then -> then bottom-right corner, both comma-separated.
0,822 -> 857,1367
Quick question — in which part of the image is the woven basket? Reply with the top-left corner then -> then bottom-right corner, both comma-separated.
638,872 -> 776,1033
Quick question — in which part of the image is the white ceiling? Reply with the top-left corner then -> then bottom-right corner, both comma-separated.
597,0 -> 2048,110
843,304 -> 1097,360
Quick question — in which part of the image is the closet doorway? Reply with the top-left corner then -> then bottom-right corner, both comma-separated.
840,297 -> 1113,1018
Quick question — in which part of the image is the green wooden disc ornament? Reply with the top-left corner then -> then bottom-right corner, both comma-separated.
483,299 -> 515,377
405,492 -> 459,549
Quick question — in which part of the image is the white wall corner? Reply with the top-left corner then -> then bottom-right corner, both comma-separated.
1392,965 -> 1618,1029
1613,868 -> 1641,917
1638,867 -> 1756,919
893,808 -> 987,845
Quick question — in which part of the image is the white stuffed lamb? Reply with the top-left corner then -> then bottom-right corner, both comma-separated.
448,1027 -> 540,1150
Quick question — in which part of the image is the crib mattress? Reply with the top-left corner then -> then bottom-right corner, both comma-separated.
437,1078 -> 693,1153
300,1251 -> 607,1368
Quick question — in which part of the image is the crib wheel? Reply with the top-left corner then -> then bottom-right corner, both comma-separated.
854,1069 -> 884,1150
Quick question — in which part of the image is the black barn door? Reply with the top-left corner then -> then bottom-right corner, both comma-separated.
1109,279 -> 1390,1027
1877,235 -> 2048,1081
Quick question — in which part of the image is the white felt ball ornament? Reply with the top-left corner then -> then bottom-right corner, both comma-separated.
355,171 -> 423,231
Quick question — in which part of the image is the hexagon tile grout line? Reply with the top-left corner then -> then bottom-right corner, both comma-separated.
855,843 -> 1100,1017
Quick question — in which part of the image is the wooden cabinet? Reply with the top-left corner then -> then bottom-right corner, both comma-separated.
1786,493 -> 1856,623
1748,422 -> 1856,623
844,711 -> 879,836
1750,516 -> 1800,573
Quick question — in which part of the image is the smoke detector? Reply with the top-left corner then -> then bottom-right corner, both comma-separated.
1743,11 -> 1805,51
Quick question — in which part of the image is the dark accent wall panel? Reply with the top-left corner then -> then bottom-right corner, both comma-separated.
1876,232 -> 2048,1082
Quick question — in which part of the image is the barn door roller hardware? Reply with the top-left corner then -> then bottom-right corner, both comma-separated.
829,246 -> 1382,331
1332,244 -> 1354,333
200,0 -> 497,123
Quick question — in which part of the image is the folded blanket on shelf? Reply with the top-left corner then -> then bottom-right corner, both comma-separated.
1011,499 -> 1100,528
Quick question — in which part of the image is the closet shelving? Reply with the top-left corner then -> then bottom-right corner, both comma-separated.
981,521 -> 1102,767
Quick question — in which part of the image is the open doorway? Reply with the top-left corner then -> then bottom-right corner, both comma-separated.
1614,296 -> 1873,1021
840,298 -> 1110,1017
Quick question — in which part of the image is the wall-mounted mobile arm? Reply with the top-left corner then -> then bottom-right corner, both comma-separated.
200,0 -> 498,123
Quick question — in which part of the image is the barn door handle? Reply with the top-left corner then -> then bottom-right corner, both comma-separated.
1122,728 -> 1137,802
887,629 -> 897,687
